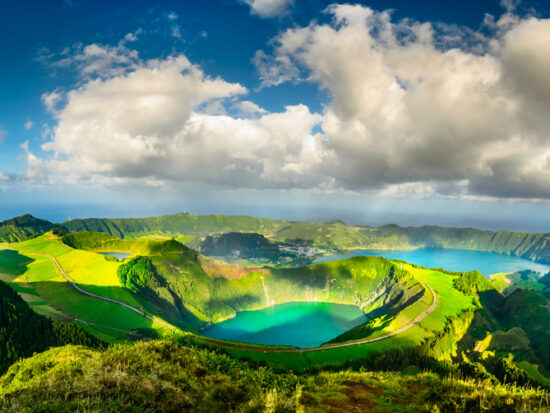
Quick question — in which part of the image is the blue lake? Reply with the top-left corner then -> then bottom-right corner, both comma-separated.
201,301 -> 368,348
98,251 -> 132,260
313,248 -> 550,276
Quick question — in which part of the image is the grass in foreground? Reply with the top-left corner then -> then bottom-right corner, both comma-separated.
0,339 -> 547,413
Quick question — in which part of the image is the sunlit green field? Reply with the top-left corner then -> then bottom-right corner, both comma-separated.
0,234 -> 177,343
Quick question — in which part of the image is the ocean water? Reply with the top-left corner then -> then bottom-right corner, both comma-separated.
201,301 -> 368,348
313,248 -> 550,276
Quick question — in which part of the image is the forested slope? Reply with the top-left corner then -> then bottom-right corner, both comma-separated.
0,280 -> 104,373
0,214 -> 55,243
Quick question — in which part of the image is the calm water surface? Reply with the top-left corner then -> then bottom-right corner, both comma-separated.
201,301 -> 368,348
313,248 -> 550,276
98,251 -> 132,260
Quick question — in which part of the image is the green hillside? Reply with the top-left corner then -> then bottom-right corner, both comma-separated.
0,233 -> 182,343
0,232 -> 470,369
1,339 -> 547,413
0,214 -> 55,243
0,279 -> 103,373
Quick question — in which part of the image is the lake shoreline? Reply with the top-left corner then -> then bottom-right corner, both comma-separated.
313,247 -> 550,276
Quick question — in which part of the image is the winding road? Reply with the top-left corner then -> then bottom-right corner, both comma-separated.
10,249 -> 181,333
11,247 -> 438,353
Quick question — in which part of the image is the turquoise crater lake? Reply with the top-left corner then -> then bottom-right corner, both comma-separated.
313,248 -> 550,276
201,301 -> 368,348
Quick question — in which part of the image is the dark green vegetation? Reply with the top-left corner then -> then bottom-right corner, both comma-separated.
200,232 -> 305,265
0,214 -> 55,243
201,232 -> 279,258
0,280 -> 103,373
447,268 -> 550,388
540,271 -> 550,287
1,339 -> 547,413
117,256 -> 163,293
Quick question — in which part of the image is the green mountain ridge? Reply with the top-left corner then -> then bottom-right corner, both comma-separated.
3,212 -> 550,265
0,214 -> 55,243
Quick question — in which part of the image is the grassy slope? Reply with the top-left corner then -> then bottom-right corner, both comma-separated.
219,263 -> 474,370
0,339 -> 546,413
0,234 -> 178,343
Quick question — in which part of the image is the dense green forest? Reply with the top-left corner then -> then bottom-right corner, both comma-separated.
200,232 -> 291,261
0,280 -> 104,373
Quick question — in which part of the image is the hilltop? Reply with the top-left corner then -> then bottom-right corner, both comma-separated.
0,214 -> 55,243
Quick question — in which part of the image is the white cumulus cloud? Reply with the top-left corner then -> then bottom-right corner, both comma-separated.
233,100 -> 267,116
25,5 -> 550,202
254,5 -> 550,199
29,53 -> 323,189
242,0 -> 293,18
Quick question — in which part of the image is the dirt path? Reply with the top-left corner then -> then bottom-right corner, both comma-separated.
7,248 -> 181,333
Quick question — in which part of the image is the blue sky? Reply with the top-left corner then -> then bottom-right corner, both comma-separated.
1,0 -> 550,231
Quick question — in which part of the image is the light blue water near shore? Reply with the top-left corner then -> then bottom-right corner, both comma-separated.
313,248 -> 550,276
98,251 -> 132,260
201,301 -> 368,348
